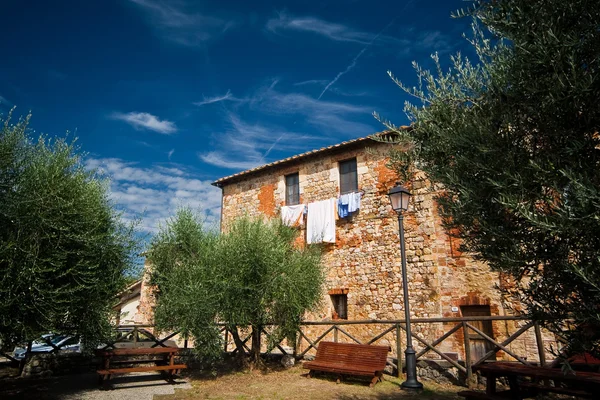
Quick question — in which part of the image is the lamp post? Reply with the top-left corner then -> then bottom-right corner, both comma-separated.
388,183 -> 423,390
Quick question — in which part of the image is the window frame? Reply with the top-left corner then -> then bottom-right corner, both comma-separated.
339,158 -> 358,194
285,172 -> 300,205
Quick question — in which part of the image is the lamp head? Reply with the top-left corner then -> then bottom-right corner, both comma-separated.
388,183 -> 411,212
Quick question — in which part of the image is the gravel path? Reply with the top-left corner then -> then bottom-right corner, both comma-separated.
2,372 -> 192,400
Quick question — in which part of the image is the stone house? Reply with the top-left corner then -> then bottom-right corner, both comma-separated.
114,279 -> 142,325
211,131 -> 549,362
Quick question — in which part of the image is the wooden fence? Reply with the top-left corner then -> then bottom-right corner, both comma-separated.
117,316 -> 560,381
295,317 -> 557,382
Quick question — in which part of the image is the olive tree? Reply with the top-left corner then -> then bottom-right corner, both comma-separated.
0,111 -> 139,354
148,210 -> 324,364
376,0 -> 600,357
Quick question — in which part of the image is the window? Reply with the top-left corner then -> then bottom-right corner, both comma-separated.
61,337 -> 79,346
331,294 -> 348,320
339,158 -> 358,194
285,173 -> 300,205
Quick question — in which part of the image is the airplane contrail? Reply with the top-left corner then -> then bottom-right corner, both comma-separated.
317,0 -> 415,100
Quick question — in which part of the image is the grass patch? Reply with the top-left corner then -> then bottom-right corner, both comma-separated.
157,359 -> 463,400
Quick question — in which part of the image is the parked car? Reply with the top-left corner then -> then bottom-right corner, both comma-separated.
13,335 -> 81,360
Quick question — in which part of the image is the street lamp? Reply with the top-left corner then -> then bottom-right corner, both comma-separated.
388,183 -> 423,390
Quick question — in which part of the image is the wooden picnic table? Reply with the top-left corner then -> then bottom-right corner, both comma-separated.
94,347 -> 187,387
460,362 -> 600,399
552,352 -> 600,372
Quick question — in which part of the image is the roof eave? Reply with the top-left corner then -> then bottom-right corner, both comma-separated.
211,128 -> 410,188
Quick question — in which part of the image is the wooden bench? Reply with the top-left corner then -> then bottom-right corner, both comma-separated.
95,347 -> 187,387
303,341 -> 389,387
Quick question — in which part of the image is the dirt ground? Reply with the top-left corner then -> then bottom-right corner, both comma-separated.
0,358 -> 465,400
157,362 -> 463,400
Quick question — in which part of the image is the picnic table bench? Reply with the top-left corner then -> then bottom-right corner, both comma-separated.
95,347 -> 187,387
458,362 -> 600,399
303,341 -> 389,387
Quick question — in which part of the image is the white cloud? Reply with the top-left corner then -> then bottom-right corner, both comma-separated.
198,111 -> 325,170
266,12 -> 401,46
266,10 -> 453,98
86,157 -> 222,232
0,95 -> 12,107
318,15 -> 404,99
415,30 -> 453,54
318,47 -> 367,99
293,79 -> 329,87
247,82 -> 373,130
197,81 -> 377,171
127,0 -> 234,47
111,111 -> 177,134
293,80 -> 372,97
308,113 -> 376,134
199,151 -> 265,170
193,90 -> 237,106
266,12 -> 405,98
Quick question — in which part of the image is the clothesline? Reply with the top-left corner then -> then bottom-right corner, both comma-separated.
278,190 -> 365,212
342,189 -> 366,196
280,191 -> 363,243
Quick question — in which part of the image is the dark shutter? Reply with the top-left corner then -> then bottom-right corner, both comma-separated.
339,158 -> 358,194
331,294 -> 348,319
285,173 -> 300,205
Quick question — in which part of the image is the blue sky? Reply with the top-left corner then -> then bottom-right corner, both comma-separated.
0,0 -> 472,233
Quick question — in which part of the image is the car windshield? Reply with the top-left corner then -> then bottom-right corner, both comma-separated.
50,335 -> 68,345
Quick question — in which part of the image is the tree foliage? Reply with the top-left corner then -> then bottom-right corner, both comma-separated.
0,111 -> 139,351
377,0 -> 600,356
148,210 -> 324,364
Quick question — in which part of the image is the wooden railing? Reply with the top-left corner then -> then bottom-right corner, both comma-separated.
116,316 -> 561,382
101,325 -> 185,350
293,317 -> 557,383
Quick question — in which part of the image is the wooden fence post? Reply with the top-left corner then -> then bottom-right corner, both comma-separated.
293,331 -> 298,358
334,325 -> 338,343
296,329 -> 302,358
396,323 -> 403,378
462,321 -> 474,387
534,321 -> 546,367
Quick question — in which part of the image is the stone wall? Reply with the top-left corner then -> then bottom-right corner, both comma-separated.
218,140 -> 553,361
136,259 -> 157,326
21,353 -> 96,378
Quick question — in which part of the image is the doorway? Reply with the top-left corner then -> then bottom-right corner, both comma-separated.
460,305 -> 496,362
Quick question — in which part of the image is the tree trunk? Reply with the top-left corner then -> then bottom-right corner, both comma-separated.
19,341 -> 32,376
251,324 -> 262,365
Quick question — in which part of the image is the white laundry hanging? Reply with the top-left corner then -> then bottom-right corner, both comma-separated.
281,204 -> 305,227
348,191 -> 361,213
338,192 -> 362,218
306,198 -> 336,244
